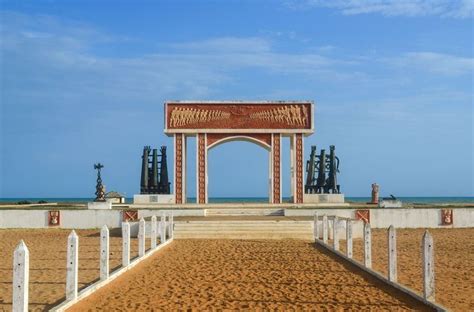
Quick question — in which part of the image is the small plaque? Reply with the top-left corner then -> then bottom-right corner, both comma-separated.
441,209 -> 453,225
48,210 -> 60,226
123,210 -> 138,222
355,209 -> 370,223
150,195 -> 158,203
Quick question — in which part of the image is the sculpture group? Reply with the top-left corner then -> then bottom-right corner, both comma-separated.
304,145 -> 341,194
140,146 -> 170,194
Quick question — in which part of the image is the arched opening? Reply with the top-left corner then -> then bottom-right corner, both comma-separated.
207,140 -> 270,202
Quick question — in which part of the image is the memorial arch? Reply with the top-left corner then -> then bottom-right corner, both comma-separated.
164,101 -> 314,204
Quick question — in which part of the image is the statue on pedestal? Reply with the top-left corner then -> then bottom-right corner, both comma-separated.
94,163 -> 106,202
371,183 -> 380,204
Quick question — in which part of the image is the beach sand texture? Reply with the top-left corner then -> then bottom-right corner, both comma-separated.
338,228 -> 474,312
0,228 -> 472,311
0,229 -> 140,311
69,239 -> 430,311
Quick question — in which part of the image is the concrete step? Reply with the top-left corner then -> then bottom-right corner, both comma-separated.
174,233 -> 313,240
174,220 -> 312,240
204,208 -> 284,216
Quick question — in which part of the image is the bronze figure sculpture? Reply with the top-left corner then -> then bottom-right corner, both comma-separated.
305,145 -> 341,194
140,145 -> 170,194
93,163 -> 106,201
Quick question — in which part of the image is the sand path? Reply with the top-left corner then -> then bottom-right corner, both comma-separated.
69,239 -> 431,311
0,229 -> 140,311
339,228 -> 474,312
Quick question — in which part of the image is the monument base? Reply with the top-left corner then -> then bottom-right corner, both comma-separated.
378,199 -> 402,208
133,194 -> 175,204
87,201 -> 112,210
303,194 -> 345,204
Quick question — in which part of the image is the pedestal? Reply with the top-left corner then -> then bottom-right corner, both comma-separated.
303,193 -> 345,204
87,201 -> 112,210
133,194 -> 175,204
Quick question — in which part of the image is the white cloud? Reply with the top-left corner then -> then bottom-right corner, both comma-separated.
386,52 -> 474,76
286,0 -> 474,19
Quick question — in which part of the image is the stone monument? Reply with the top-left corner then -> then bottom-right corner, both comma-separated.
370,183 -> 379,204
88,163 -> 112,209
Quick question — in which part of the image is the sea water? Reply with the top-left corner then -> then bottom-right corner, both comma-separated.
0,196 -> 473,204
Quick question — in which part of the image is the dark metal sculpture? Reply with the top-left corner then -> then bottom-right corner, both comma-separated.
94,163 -> 106,201
140,146 -> 170,194
305,145 -> 341,194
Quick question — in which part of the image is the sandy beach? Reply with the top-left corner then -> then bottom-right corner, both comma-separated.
0,228 -> 472,311
337,228 -> 474,312
0,229 -> 140,311
69,239 -> 430,311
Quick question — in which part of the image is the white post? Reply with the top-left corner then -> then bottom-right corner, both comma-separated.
66,230 -> 78,301
100,225 -> 109,281
423,231 -> 435,301
169,213 -> 174,239
346,220 -> 353,258
388,225 -> 397,282
160,213 -> 166,243
150,216 -> 157,249
364,222 -> 372,269
333,216 -> 339,250
12,240 -> 29,312
322,214 -> 328,244
122,222 -> 130,267
138,218 -> 146,257
313,212 -> 318,241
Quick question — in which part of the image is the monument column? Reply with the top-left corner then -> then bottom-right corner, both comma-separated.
271,133 -> 282,204
196,133 -> 208,204
291,133 -> 304,203
174,133 -> 186,204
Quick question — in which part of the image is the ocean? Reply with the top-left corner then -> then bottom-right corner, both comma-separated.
0,197 -> 473,204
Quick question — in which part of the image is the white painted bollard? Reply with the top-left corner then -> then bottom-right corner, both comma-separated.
150,215 -> 157,249
100,225 -> 109,281
12,240 -> 29,312
346,220 -> 353,258
313,212 -> 319,240
423,231 -> 435,301
333,216 -> 339,250
66,230 -> 79,301
161,213 -> 166,243
322,215 -> 328,244
388,225 -> 397,282
363,222 -> 372,269
168,214 -> 174,239
138,218 -> 146,257
122,222 -> 130,267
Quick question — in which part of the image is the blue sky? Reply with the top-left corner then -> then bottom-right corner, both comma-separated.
1,0 -> 473,198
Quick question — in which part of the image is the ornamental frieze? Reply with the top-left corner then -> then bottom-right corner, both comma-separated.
165,102 -> 313,133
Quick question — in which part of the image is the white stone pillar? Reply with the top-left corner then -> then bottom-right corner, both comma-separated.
138,218 -> 146,257
322,214 -> 328,244
150,215 -> 157,249
100,225 -> 109,281
333,216 -> 339,250
388,225 -> 397,282
12,240 -> 29,312
66,230 -> 78,301
364,222 -> 372,269
423,231 -> 435,301
160,213 -> 166,243
313,212 -> 319,241
122,222 -> 130,267
169,213 -> 174,238
346,220 -> 353,258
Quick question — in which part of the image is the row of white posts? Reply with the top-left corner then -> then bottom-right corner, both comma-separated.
12,213 -> 174,312
313,213 -> 435,302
